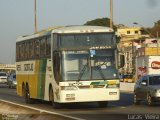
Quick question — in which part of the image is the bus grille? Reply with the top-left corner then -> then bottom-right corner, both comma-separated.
78,85 -> 105,89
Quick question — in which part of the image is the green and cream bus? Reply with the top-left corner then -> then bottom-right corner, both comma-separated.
16,26 -> 120,108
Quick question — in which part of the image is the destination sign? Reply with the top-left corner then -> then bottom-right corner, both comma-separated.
89,45 -> 113,50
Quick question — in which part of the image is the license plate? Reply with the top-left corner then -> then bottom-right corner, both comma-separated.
109,92 -> 117,95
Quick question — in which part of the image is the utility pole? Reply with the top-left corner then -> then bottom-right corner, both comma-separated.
110,0 -> 113,28
157,32 -> 159,55
34,0 -> 37,33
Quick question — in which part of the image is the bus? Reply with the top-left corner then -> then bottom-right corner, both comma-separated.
16,26 -> 120,108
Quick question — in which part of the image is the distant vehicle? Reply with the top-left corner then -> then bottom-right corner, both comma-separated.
7,73 -> 17,88
120,74 -> 134,83
0,72 -> 7,84
136,52 -> 160,80
134,74 -> 160,105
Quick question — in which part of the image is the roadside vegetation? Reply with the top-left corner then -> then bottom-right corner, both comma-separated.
84,17 -> 160,38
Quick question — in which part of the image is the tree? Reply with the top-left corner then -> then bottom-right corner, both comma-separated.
155,20 -> 160,27
84,17 -> 111,27
148,20 -> 160,38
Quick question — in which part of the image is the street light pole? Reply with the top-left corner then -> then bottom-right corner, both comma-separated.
110,0 -> 113,28
34,0 -> 37,33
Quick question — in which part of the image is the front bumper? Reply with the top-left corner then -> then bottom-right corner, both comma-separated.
57,88 -> 120,103
152,92 -> 160,102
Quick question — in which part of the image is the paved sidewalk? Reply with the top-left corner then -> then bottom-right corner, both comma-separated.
0,100 -> 77,120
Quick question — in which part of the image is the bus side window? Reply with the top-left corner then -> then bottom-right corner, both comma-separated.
53,34 -> 58,50
16,43 -> 20,61
25,42 -> 29,59
18,44 -> 21,60
53,52 -> 60,84
40,38 -> 46,57
46,36 -> 51,57
21,43 -> 25,60
29,41 -> 34,59
34,40 -> 40,58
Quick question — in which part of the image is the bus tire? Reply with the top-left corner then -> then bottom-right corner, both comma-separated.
24,84 -> 34,104
49,87 -> 60,109
98,101 -> 108,108
147,94 -> 154,106
22,83 -> 25,97
134,94 -> 140,105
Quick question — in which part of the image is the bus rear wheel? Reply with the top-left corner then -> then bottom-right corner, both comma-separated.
23,84 -> 34,104
49,87 -> 60,109
134,94 -> 140,105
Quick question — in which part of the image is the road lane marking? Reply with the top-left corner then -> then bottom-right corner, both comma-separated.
120,106 -> 126,109
0,99 -> 85,120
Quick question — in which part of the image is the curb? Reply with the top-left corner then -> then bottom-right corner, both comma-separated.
0,99 -> 84,120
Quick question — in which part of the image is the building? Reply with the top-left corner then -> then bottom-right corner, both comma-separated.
117,27 -> 150,42
0,64 -> 16,74
117,27 -> 150,74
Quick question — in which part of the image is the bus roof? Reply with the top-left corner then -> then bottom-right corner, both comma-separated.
16,26 -> 62,42
51,25 -> 113,34
16,26 -> 113,42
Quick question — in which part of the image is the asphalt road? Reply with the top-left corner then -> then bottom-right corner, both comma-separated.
0,84 -> 160,120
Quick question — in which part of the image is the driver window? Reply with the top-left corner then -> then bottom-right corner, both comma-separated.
53,52 -> 60,84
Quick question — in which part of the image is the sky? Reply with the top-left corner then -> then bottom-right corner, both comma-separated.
0,0 -> 160,64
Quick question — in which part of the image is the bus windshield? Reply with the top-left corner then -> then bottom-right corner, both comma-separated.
58,33 -> 116,49
61,50 -> 118,81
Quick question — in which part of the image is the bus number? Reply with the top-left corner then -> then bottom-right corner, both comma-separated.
17,65 -> 21,71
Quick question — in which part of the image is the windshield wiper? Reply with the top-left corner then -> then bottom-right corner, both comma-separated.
78,63 -> 88,81
96,65 -> 106,81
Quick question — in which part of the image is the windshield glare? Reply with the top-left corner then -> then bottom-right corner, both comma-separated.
59,33 -> 115,49
61,50 -> 118,81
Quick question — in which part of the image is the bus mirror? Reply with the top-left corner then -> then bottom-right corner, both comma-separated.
141,82 -> 147,86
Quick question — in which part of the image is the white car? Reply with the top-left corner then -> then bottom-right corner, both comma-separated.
7,73 -> 17,88
0,72 -> 7,84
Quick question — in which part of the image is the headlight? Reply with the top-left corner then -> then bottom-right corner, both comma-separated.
106,80 -> 120,88
113,74 -> 117,77
61,86 -> 78,91
13,82 -> 17,85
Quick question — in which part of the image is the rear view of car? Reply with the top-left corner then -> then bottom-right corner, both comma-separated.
7,73 -> 17,88
134,75 -> 160,105
0,72 -> 7,84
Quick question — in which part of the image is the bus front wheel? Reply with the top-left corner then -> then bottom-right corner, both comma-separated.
49,87 -> 60,109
